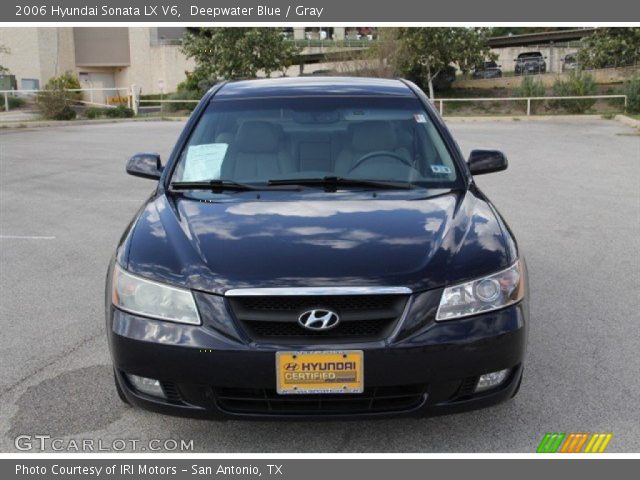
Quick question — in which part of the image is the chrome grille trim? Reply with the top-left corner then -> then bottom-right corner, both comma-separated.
224,287 -> 412,297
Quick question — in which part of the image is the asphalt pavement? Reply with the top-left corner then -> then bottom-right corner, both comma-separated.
0,118 -> 638,452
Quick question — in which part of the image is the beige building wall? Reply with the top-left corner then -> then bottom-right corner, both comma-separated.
1,27 -> 193,95
0,27 -> 75,88
115,27 -> 194,95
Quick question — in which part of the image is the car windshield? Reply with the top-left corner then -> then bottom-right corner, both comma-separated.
171,96 -> 460,188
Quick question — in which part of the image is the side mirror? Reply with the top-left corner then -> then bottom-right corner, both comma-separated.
467,150 -> 508,175
126,153 -> 163,179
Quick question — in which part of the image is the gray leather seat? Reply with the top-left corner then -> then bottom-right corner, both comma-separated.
221,121 -> 294,180
335,121 -> 410,176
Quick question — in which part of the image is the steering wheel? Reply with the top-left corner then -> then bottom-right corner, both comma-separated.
348,150 -> 413,174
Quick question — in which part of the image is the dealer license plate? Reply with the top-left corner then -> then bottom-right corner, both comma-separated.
276,350 -> 364,394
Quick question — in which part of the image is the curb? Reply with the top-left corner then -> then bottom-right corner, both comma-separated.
0,116 -> 188,130
443,114 -> 608,122
614,114 -> 640,129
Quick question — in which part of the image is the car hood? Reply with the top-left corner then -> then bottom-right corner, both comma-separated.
122,189 -> 514,294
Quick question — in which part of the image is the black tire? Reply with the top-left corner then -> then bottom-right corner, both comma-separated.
114,370 -> 131,405
510,368 -> 524,398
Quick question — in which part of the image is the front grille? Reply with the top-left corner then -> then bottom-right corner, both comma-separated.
160,381 -> 183,404
245,318 -> 387,337
213,385 -> 427,415
455,376 -> 479,400
236,295 -> 402,312
227,294 -> 408,343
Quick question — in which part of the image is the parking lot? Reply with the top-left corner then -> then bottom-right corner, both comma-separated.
1,118 -> 638,452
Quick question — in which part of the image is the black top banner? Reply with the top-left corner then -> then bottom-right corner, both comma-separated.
3,0 -> 640,22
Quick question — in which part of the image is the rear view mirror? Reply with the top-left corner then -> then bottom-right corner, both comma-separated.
126,153 -> 163,179
467,150 -> 508,175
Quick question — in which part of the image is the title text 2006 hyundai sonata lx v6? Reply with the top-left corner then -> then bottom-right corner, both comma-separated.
106,77 -> 528,419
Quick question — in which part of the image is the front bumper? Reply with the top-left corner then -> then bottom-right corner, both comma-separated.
107,294 -> 528,419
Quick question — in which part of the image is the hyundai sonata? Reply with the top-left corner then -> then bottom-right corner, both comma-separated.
106,77 -> 528,418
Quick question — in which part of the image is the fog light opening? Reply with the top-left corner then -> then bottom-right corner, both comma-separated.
126,373 -> 166,399
475,368 -> 510,393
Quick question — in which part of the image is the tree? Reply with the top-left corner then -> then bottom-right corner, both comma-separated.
577,28 -> 640,69
180,28 -> 300,90
332,28 -> 404,78
395,28 -> 495,98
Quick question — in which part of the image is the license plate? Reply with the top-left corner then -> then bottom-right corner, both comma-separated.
276,350 -> 364,394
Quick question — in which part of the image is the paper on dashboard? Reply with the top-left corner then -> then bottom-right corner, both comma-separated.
182,143 -> 228,181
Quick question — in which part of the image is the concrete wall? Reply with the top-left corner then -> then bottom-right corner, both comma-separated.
113,27 -> 194,95
0,27 -> 75,89
453,65 -> 640,89
0,27 -> 194,95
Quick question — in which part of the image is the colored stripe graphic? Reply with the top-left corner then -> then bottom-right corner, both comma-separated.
537,433 -> 612,453
584,433 -> 613,453
560,433 -> 589,453
537,433 -> 565,453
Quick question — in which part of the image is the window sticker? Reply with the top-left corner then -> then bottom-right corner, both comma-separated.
182,143 -> 228,181
414,113 -> 427,123
430,165 -> 452,174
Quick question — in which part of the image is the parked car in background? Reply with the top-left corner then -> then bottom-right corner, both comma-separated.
562,53 -> 579,72
472,61 -> 503,79
514,52 -> 547,75
432,65 -> 457,90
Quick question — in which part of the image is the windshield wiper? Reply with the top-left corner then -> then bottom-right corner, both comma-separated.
267,176 -> 414,191
170,180 -> 299,192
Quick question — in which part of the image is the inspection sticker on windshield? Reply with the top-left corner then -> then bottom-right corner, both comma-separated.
431,165 -> 452,174
182,143 -> 228,182
414,113 -> 427,123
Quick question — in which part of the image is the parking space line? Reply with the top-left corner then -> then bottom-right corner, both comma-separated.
0,235 -> 56,240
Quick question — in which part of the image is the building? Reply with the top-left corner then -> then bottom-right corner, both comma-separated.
2,27 -> 599,100
0,27 -> 376,102
0,27 -> 194,102
487,29 -> 596,73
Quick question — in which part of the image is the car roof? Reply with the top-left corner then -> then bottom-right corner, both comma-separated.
214,76 -> 416,99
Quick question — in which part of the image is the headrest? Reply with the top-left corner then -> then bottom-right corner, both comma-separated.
235,121 -> 282,153
350,121 -> 398,151
215,132 -> 235,144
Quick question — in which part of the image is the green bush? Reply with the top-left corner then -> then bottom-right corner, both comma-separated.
37,89 -> 77,120
37,72 -> 81,120
84,107 -> 104,119
3,95 -> 25,111
622,77 -> 640,114
515,76 -> 546,114
164,90 -> 201,112
549,71 -> 597,114
103,105 -> 134,118
44,71 -> 82,101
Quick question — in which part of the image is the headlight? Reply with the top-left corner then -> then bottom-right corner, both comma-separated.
112,264 -> 201,325
436,260 -> 525,321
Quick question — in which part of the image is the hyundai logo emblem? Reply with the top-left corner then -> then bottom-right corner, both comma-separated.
298,309 -> 340,331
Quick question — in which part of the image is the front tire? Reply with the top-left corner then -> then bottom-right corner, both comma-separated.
114,370 -> 131,405
510,368 -> 524,398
